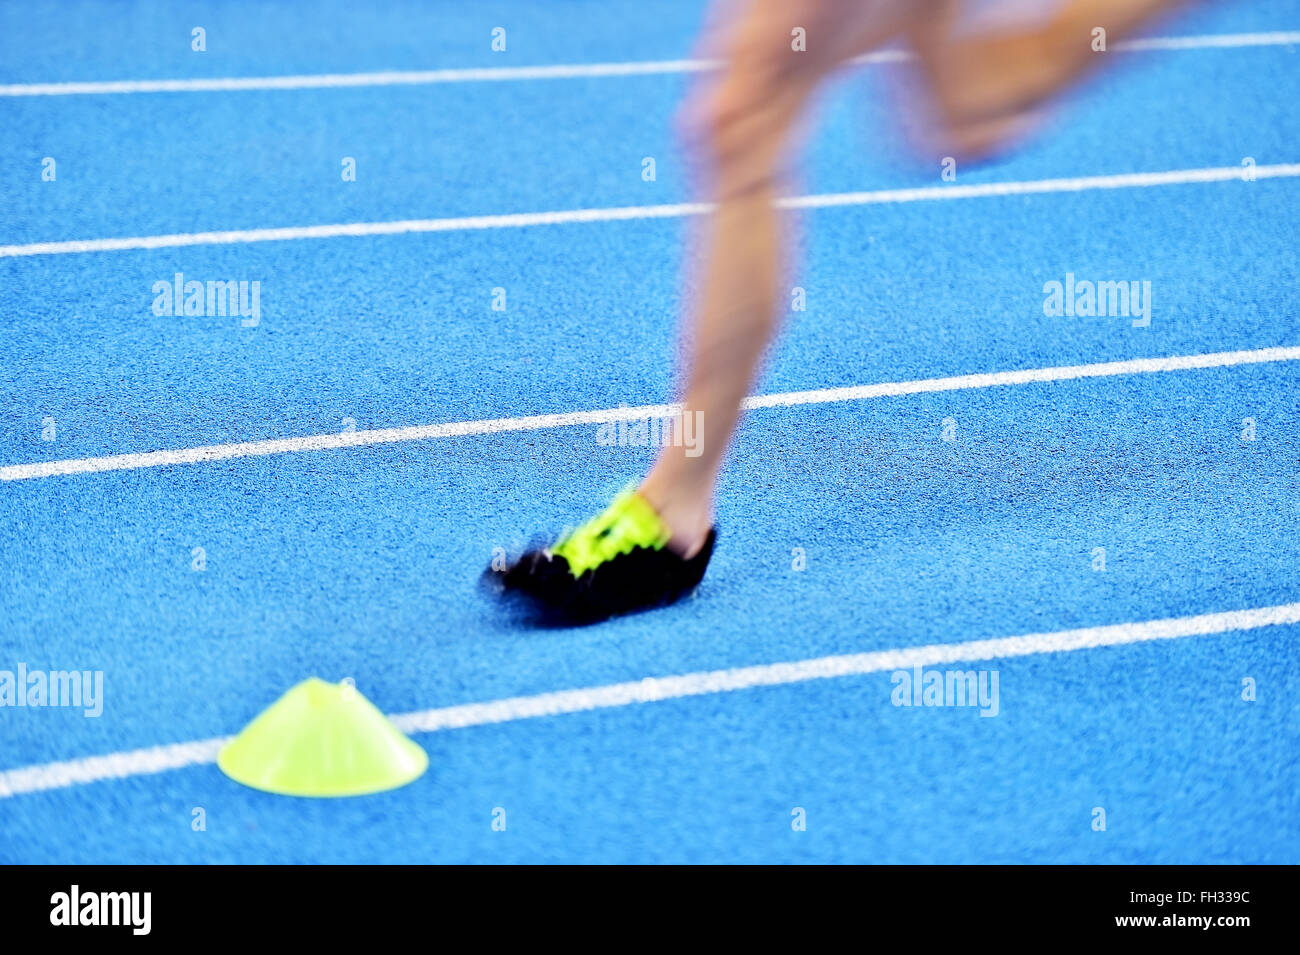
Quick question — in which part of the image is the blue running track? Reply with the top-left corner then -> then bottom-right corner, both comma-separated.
0,0 -> 1297,862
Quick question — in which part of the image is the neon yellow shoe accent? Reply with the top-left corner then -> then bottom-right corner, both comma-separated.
217,678 -> 428,797
551,489 -> 671,577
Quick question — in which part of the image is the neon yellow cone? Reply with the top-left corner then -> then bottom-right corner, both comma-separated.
218,678 -> 428,797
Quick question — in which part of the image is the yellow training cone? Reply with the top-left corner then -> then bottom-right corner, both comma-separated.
218,678 -> 428,797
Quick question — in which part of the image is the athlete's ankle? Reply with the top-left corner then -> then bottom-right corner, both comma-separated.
636,473 -> 715,560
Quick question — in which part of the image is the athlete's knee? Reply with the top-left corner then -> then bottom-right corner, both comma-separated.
679,71 -> 805,191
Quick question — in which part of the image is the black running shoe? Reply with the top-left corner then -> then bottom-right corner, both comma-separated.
490,490 -> 717,624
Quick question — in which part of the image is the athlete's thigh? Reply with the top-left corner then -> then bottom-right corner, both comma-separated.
709,0 -> 919,77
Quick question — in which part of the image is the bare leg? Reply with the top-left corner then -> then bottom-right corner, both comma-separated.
916,0 -> 1203,157
639,0 -> 918,555
638,0 -> 1203,555
497,0 -> 1218,622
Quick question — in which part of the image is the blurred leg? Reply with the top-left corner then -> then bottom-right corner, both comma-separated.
641,0 -> 1201,555
640,0 -> 918,555
914,0 -> 1202,157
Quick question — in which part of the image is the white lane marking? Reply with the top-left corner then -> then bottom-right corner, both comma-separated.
3,345 -> 1298,482
0,202 -> 712,257
1113,30 -> 1300,51
1,162 -> 1295,259
739,345 -> 1300,410
0,739 -> 230,799
780,163 -> 1300,211
0,31 -> 1294,96
0,60 -> 722,96
2,601 -> 1297,798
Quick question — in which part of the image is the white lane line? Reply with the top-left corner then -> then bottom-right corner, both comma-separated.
1113,30 -> 1300,51
3,345 -> 1298,483
780,163 -> 1300,211
2,162 -> 1295,259
0,739 -> 232,800
0,201 -> 713,258
0,60 -> 723,96
0,31 -> 1295,97
3,600 -> 1297,798
740,345 -> 1300,410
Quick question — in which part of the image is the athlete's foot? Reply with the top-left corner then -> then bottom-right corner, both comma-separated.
490,489 -> 717,624
942,106 -> 1048,162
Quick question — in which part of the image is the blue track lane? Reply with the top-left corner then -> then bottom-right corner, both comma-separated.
1,0 -> 1297,863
